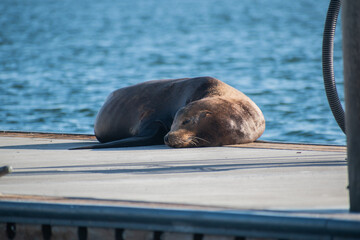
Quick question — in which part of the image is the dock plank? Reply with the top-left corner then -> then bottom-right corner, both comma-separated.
0,134 -> 348,209
0,130 -> 346,152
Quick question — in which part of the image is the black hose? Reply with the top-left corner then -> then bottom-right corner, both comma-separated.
322,0 -> 345,134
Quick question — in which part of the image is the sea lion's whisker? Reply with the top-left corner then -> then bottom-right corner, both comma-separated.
189,139 -> 198,147
193,136 -> 210,144
191,138 -> 199,144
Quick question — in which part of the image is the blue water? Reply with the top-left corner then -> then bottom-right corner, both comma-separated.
0,0 -> 345,145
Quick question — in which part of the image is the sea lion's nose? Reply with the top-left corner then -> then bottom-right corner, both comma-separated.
164,134 -> 169,144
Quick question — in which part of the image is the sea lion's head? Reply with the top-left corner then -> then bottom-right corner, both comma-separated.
164,97 -> 262,148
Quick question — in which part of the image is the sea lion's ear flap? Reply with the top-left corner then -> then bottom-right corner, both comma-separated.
199,111 -> 212,119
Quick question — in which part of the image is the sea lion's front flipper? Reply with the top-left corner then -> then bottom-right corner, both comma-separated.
69,135 -> 161,150
69,121 -> 168,150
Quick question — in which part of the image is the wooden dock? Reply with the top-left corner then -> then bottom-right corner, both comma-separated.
0,131 -> 359,239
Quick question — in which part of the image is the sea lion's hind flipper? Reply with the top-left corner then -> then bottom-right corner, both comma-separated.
69,121 -> 168,150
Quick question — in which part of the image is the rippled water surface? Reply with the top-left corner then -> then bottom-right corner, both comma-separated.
0,0 -> 345,145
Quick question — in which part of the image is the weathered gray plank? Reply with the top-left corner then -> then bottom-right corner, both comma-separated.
0,135 -> 348,210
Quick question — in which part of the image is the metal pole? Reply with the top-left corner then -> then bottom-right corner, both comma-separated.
342,0 -> 360,212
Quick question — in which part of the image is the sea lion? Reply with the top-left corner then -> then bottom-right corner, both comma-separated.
71,76 -> 265,149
